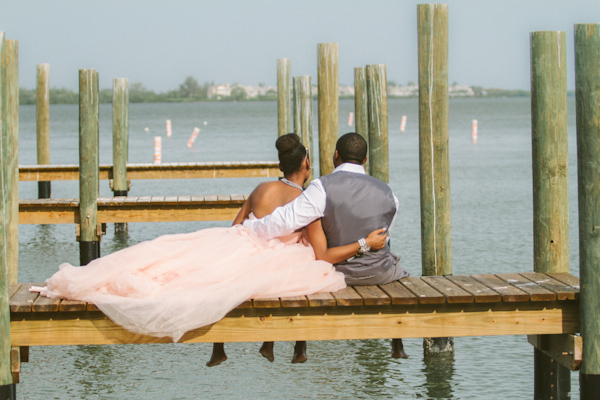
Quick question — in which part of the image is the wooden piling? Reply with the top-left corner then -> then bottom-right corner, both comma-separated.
5,40 -> 18,285
317,43 -> 338,176
36,63 -> 51,199
0,31 -> 15,398
417,3 -> 452,356
277,58 -> 291,137
575,23 -> 600,399
79,69 -> 100,265
366,64 -> 389,183
293,76 -> 314,186
354,67 -> 369,174
112,78 -> 129,233
530,30 -> 571,400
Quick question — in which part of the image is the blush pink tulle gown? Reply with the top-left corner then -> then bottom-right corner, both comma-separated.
33,217 -> 346,342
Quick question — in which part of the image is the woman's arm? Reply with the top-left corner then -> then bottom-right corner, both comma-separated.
232,194 -> 253,226
305,219 -> 387,265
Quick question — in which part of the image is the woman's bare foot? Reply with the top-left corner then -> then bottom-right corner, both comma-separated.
291,341 -> 307,363
259,342 -> 275,362
391,338 -> 409,359
206,343 -> 227,367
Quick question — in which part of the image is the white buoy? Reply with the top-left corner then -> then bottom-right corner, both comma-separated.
153,136 -> 162,164
400,115 -> 407,132
144,127 -> 150,132
472,119 -> 478,144
166,119 -> 172,137
203,121 -> 208,126
187,127 -> 200,148
348,112 -> 354,126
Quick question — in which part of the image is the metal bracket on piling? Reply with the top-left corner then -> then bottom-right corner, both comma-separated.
75,223 -> 106,242
528,334 -> 582,371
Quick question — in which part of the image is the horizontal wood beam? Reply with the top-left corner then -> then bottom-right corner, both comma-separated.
528,334 -> 582,371
10,301 -> 579,346
18,162 -> 282,181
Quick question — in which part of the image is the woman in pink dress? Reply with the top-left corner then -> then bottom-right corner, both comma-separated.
31,133 -> 387,366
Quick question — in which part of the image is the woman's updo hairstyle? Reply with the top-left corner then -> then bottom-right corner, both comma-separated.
276,133 -> 307,175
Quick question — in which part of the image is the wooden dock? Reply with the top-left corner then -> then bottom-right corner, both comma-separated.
18,162 -> 282,182
9,272 -> 580,347
19,195 -> 247,224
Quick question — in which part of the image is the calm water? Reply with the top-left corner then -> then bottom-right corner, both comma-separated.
16,98 -> 580,399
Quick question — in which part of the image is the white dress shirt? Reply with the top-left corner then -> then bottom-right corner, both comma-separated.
243,162 -> 399,240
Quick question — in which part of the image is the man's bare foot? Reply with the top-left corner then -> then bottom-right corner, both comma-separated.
206,343 -> 228,367
391,338 -> 409,359
259,342 -> 275,362
291,341 -> 307,363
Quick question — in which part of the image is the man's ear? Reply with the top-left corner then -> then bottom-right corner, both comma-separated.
334,150 -> 339,160
362,156 -> 367,165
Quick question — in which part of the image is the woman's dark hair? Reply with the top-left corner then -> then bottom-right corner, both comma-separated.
276,133 -> 307,175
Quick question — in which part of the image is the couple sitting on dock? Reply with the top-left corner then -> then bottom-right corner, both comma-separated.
32,132 -> 409,366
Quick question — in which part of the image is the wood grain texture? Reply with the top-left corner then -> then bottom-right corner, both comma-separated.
366,64 -> 389,183
354,67 -> 369,174
379,281 -> 418,305
32,295 -> 60,312
400,277 -> 445,304
421,276 -> 474,303
530,31 -> 570,275
10,346 -> 19,384
353,285 -> 391,306
277,58 -> 291,137
331,287 -> 363,306
496,273 -> 555,301
471,274 -> 529,302
252,298 -> 281,308
307,292 -> 336,307
0,32 -> 9,385
317,43 -> 338,177
575,23 -> 600,377
280,296 -> 308,308
9,283 -> 41,313
293,75 -> 314,186
446,275 -> 501,303
528,334 -> 582,371
59,300 -> 87,312
520,272 -> 578,300
417,3 -> 452,277
36,63 -> 50,165
112,78 -> 128,192
5,40 -> 18,285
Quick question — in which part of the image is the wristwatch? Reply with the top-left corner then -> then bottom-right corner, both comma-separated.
358,238 -> 370,254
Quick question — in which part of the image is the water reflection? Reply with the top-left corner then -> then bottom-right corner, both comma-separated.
420,351 -> 456,399
71,345 -> 122,397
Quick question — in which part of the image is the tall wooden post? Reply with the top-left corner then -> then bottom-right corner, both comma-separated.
36,63 -> 51,199
354,67 -> 369,174
417,3 -> 453,355
366,64 -> 389,183
575,23 -> 600,399
79,69 -> 100,265
277,58 -> 291,137
530,30 -> 571,400
317,43 -> 338,176
293,75 -> 314,186
5,41 -> 18,285
112,78 -> 129,233
0,31 -> 16,400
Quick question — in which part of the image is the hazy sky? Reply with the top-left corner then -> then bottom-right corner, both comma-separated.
3,0 -> 599,91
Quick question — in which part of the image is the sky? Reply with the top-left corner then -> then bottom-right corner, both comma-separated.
3,0 -> 599,91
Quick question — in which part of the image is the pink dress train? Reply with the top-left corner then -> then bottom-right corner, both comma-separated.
34,223 -> 346,342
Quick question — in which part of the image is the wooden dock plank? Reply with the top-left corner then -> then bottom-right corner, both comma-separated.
86,303 -> 100,312
331,287 -> 363,306
252,298 -> 281,308
399,277 -> 445,304
520,272 -> 579,300
10,283 -> 42,312
150,196 -> 165,205
446,275 -> 502,303
163,196 -> 179,206
547,272 -> 580,288
231,194 -> 245,204
8,284 -> 22,300
472,274 -> 530,302
353,285 -> 391,306
236,300 -> 253,309
204,195 -> 218,205
33,295 -> 61,312
421,276 -> 474,303
280,296 -> 309,308
59,300 -> 88,312
496,273 -> 556,301
307,292 -> 336,307
378,281 -> 418,305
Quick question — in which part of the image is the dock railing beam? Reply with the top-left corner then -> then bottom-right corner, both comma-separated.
530,30 -> 571,400
6,40 -> 18,286
293,75 -> 314,186
366,64 -> 389,183
575,23 -> 600,399
317,43 -> 338,177
277,58 -> 291,137
354,67 -> 369,174
79,69 -> 100,265
0,31 -> 16,400
417,3 -> 453,355
112,78 -> 129,233
36,63 -> 51,199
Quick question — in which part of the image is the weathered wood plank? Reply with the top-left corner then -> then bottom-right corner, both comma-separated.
471,274 -> 530,302
307,292 -> 336,307
528,334 -> 582,371
446,275 -> 501,303
547,273 -> 580,288
331,287 -> 363,306
353,285 -> 391,306
520,272 -> 579,301
252,298 -> 281,308
399,277 -> 445,304
10,347 -> 20,384
32,295 -> 61,312
8,284 -> 21,300
280,296 -> 308,308
496,273 -> 556,301
9,283 -> 41,312
379,281 -> 418,305
421,276 -> 474,303
59,300 -> 87,312
235,300 -> 252,309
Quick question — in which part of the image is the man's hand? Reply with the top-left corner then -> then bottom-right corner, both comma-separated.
366,228 -> 387,251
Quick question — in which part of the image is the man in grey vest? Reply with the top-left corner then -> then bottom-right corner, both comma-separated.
245,133 -> 409,360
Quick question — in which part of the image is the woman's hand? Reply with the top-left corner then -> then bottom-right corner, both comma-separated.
365,228 -> 387,251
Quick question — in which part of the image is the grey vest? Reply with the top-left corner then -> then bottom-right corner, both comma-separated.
320,171 -> 399,278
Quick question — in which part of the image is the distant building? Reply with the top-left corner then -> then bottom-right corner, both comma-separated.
207,83 -> 231,98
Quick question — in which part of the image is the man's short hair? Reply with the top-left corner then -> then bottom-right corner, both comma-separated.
336,133 -> 367,164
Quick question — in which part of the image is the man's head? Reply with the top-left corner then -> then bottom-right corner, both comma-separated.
333,132 -> 367,168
